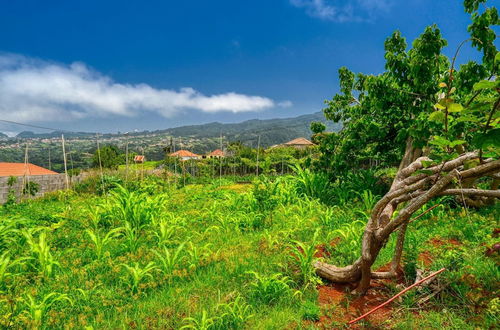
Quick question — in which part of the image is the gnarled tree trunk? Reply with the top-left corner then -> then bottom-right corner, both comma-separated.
314,143 -> 500,294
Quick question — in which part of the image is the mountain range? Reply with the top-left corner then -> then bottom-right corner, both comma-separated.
9,111 -> 340,147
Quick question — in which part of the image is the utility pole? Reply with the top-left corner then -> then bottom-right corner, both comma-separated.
256,135 -> 261,176
62,134 -> 69,189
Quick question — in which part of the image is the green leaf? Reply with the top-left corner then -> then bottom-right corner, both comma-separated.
421,160 -> 435,168
429,110 -> 445,123
449,140 -> 466,148
448,103 -> 463,113
429,136 -> 451,147
472,128 -> 500,149
495,52 -> 500,63
434,103 -> 446,110
455,115 -> 479,123
473,80 -> 497,91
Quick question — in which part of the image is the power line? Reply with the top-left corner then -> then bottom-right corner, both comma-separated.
0,119 -> 86,134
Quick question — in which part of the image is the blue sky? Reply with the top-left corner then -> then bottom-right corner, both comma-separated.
0,0 -> 483,134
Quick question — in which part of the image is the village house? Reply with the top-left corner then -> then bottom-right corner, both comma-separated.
0,162 -> 58,177
134,155 -> 145,163
270,137 -> 316,150
169,150 -> 200,161
205,149 -> 225,159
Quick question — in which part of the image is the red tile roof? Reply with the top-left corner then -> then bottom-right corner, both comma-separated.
207,149 -> 225,157
169,150 -> 200,158
283,137 -> 315,146
0,162 -> 58,177
134,155 -> 145,162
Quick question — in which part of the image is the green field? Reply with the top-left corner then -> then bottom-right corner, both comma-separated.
0,174 -> 498,329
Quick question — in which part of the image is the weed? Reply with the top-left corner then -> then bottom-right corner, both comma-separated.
120,262 -> 157,293
153,242 -> 186,279
214,295 -> 253,329
248,272 -> 294,305
22,292 -> 72,328
85,227 -> 122,260
181,310 -> 216,330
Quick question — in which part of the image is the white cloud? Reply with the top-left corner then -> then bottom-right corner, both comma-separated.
0,53 -> 291,122
290,0 -> 392,22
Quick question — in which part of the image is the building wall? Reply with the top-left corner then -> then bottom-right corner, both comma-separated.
0,173 -> 87,204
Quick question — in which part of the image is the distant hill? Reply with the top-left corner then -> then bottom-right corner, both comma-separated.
16,130 -> 95,139
151,111 -> 341,147
10,112 -> 340,147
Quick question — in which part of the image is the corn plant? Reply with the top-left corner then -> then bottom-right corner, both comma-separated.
153,219 -> 180,246
120,222 -> 141,252
23,229 -> 59,278
180,310 -> 216,330
186,242 -> 213,271
0,219 -> 18,252
153,242 -> 186,279
288,237 -> 321,288
0,252 -> 26,288
214,296 -> 253,329
85,227 -> 122,260
120,262 -> 157,293
247,272 -> 294,305
108,185 -> 165,230
291,165 -> 332,204
22,292 -> 72,328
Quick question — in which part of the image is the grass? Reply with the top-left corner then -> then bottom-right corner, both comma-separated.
0,174 -> 498,328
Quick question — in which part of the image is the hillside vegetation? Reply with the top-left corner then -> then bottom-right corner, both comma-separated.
0,174 -> 498,328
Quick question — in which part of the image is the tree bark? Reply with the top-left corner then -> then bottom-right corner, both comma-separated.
314,145 -> 500,294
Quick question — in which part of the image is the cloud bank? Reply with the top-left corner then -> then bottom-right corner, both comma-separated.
0,53 -> 290,122
290,0 -> 392,22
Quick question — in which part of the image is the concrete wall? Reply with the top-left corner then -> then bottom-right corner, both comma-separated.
0,173 -> 86,204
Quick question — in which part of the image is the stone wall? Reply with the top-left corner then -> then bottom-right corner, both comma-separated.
0,173 -> 86,204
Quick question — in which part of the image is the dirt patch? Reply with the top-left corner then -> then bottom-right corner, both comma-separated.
315,280 -> 394,328
429,237 -> 461,248
418,237 -> 462,267
314,238 -> 341,258
418,251 -> 433,267
314,244 -> 330,258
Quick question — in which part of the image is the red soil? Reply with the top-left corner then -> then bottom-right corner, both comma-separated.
418,237 -> 462,266
315,280 -> 394,328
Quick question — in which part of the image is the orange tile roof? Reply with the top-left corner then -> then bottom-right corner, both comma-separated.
0,162 -> 58,177
134,155 -> 145,162
283,137 -> 315,146
169,150 -> 200,158
207,149 -> 225,156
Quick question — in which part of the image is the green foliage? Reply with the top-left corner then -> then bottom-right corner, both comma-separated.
23,181 -> 40,197
21,292 -> 72,328
248,272 -> 295,305
214,296 -> 254,329
153,242 -> 186,279
85,227 -> 122,260
0,176 -> 497,328
181,310 -> 216,330
291,165 -> 332,204
317,1 -> 499,177
23,229 -> 60,278
92,145 -> 123,169
288,236 -> 321,288
301,300 -> 321,321
120,262 -> 157,293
